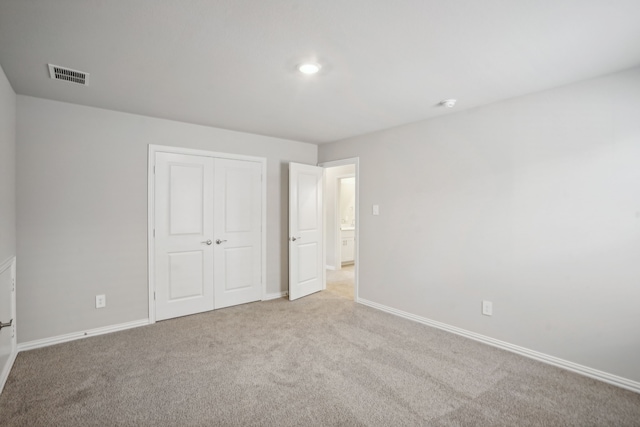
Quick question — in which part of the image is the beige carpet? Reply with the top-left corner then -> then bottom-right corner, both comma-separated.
1,282 -> 639,426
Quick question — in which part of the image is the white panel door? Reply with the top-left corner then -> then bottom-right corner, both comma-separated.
155,153 -> 214,321
0,259 -> 16,393
289,163 -> 324,300
214,159 -> 262,309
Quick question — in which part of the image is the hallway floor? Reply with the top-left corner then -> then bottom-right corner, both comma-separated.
326,264 -> 354,300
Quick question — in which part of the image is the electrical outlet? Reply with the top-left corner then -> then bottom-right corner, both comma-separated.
482,300 -> 492,316
96,294 -> 106,309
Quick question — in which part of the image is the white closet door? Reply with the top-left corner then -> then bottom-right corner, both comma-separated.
154,153 -> 215,321
288,162 -> 324,300
213,158 -> 263,309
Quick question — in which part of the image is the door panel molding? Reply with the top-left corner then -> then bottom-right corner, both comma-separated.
154,152 -> 214,320
148,145 -> 266,324
213,158 -> 262,309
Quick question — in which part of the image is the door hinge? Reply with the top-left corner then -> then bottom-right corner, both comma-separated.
153,166 -> 156,174
154,291 -> 156,300
153,229 -> 155,237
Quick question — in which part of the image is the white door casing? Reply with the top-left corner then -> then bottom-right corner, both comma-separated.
0,257 -> 17,395
213,158 -> 262,309
149,145 -> 267,323
289,162 -> 324,300
154,153 -> 215,321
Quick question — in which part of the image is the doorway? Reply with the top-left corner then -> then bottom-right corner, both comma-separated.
320,158 -> 359,301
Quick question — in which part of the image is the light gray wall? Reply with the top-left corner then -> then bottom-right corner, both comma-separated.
324,165 -> 355,269
319,67 -> 640,383
0,64 -> 16,264
16,96 -> 316,343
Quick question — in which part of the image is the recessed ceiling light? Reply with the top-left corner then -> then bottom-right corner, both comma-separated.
298,63 -> 321,75
441,99 -> 457,108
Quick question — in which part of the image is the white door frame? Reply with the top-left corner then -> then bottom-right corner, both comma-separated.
147,144 -> 267,324
0,256 -> 17,395
318,157 -> 360,302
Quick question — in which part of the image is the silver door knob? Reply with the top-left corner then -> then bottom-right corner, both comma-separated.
202,239 -> 213,245
216,239 -> 227,244
290,236 -> 302,241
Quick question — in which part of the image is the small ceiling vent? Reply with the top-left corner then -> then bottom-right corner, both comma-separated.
48,64 -> 89,86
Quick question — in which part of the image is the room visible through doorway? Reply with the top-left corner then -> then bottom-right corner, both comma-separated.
321,158 -> 358,301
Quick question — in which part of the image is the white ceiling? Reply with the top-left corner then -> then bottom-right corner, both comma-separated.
1,0 -> 639,144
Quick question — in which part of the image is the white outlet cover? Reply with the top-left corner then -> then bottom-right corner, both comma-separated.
482,300 -> 492,316
96,294 -> 106,308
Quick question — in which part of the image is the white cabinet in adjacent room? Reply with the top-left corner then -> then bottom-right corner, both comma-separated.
340,228 -> 355,265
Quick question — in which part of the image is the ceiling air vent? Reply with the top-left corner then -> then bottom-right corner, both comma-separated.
48,64 -> 89,86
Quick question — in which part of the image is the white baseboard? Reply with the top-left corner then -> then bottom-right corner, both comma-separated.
263,291 -> 288,301
17,319 -> 150,352
325,265 -> 336,271
358,298 -> 640,394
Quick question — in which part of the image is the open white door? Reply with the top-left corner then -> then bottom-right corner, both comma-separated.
154,153 -> 215,321
289,162 -> 324,300
0,258 -> 16,394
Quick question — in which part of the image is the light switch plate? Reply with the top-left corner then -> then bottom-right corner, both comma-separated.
372,204 -> 380,215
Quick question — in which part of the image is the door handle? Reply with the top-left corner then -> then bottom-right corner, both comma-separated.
0,319 -> 12,331
290,236 -> 302,241
216,239 -> 227,245
202,239 -> 213,245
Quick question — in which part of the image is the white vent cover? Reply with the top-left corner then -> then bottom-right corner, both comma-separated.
48,64 -> 89,86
